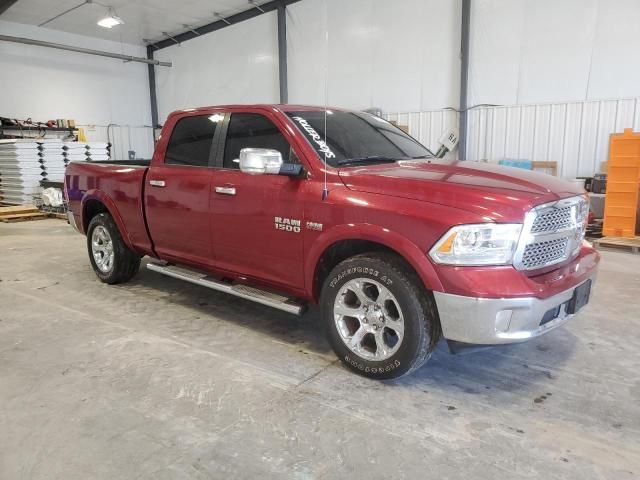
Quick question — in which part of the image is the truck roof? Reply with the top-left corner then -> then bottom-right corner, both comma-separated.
168,104 -> 350,118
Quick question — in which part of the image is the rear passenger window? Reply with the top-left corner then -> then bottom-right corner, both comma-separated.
223,113 -> 291,169
165,115 -> 220,167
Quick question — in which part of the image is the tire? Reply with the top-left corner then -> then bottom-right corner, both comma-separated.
321,253 -> 441,379
87,212 -> 140,284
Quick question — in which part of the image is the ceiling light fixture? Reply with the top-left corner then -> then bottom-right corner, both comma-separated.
97,7 -> 124,28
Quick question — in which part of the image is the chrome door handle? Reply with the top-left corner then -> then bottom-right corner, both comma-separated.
215,186 -> 236,195
149,180 -> 165,187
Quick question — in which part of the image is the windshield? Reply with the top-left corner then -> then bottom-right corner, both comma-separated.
286,110 -> 434,167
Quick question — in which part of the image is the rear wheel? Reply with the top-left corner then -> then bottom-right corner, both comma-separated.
321,253 -> 440,379
87,213 -> 140,284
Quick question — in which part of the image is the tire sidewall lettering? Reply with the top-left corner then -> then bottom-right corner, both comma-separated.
344,355 -> 401,375
329,267 -> 392,289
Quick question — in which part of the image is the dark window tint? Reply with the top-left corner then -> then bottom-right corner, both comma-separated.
223,113 -> 291,169
165,115 -> 219,167
286,111 -> 433,167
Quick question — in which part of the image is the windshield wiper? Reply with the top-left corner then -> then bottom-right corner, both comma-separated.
336,155 -> 404,166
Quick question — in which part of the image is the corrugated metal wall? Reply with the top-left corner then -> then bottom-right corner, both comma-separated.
385,110 -> 460,160
466,98 -> 640,177
388,97 -> 640,177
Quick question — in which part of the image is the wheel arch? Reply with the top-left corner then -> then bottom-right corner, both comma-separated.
306,224 -> 443,302
81,191 -> 134,250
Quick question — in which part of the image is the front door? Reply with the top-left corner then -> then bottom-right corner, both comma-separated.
209,111 -> 305,290
144,113 -> 222,267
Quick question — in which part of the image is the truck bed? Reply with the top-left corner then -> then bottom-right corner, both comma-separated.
65,160 -> 153,255
88,159 -> 151,167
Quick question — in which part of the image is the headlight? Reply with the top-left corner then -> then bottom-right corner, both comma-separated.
429,224 -> 523,266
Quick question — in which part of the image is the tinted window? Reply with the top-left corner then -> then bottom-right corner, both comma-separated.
223,113 -> 291,169
286,111 -> 433,167
165,115 -> 219,167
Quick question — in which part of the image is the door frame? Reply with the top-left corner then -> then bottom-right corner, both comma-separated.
205,107 -> 309,293
210,108 -> 311,171
145,110 -> 228,267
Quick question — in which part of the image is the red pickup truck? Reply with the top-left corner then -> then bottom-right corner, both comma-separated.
64,104 -> 599,379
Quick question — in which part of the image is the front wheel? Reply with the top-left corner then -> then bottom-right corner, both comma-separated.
87,212 -> 140,284
321,253 -> 440,379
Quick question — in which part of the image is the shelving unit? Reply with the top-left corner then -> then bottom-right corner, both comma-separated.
1,125 -> 78,135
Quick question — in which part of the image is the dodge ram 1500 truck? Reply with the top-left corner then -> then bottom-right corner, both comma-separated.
64,104 -> 599,379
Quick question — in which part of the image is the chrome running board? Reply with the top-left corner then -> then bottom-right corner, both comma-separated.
146,262 -> 304,315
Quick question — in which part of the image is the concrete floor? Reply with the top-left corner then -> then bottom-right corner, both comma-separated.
1,219 -> 639,479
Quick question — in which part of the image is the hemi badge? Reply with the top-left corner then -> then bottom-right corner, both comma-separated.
306,221 -> 323,231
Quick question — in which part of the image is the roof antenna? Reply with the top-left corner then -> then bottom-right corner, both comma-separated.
321,0 -> 329,201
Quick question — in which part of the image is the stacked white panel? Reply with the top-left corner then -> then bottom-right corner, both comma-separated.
0,140 -> 43,205
85,142 -> 110,161
63,143 -> 89,164
39,141 -> 66,182
62,142 -> 111,164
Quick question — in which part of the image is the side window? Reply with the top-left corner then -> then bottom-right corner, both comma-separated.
165,115 -> 219,167
222,113 -> 292,169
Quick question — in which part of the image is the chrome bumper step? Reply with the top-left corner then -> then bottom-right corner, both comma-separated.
146,262 -> 304,315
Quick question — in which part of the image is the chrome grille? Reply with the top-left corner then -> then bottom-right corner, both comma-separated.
521,238 -> 569,269
531,206 -> 573,233
514,196 -> 588,271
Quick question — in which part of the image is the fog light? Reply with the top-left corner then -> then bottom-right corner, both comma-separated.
495,310 -> 513,333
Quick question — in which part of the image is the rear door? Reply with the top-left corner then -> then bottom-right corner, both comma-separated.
144,112 -> 224,267
209,110 -> 306,290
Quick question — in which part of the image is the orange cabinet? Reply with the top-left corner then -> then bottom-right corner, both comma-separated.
603,129 -> 640,237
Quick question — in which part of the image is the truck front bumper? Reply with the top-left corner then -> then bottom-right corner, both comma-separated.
433,274 -> 596,345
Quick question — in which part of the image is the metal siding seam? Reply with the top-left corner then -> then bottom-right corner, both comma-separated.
532,105 -> 538,160
576,102 -> 585,178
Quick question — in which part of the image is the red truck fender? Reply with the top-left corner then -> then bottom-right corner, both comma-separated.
305,223 -> 444,302
80,190 -> 135,250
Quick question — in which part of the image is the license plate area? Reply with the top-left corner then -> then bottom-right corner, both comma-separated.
566,279 -> 592,314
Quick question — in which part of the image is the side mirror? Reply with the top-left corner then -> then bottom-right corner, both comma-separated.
238,148 -> 283,175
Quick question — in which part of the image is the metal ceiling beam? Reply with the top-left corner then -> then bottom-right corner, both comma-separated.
146,0 -> 300,126
0,0 -> 18,16
458,0 -> 471,160
149,0 -> 303,51
38,0 -> 89,27
0,34 -> 172,66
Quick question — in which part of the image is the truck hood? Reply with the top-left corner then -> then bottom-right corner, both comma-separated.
338,159 -> 585,222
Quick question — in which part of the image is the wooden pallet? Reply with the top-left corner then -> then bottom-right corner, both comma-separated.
593,236 -> 640,253
0,205 -> 40,215
0,212 -> 47,223
0,205 -> 47,223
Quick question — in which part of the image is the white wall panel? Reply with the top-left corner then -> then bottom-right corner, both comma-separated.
0,20 -> 153,157
587,0 -> 640,100
517,0 -> 597,104
287,0 -> 461,112
154,13 -> 279,122
82,125 -> 155,160
467,0 -> 524,106
466,98 -> 640,178
469,0 -> 640,106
